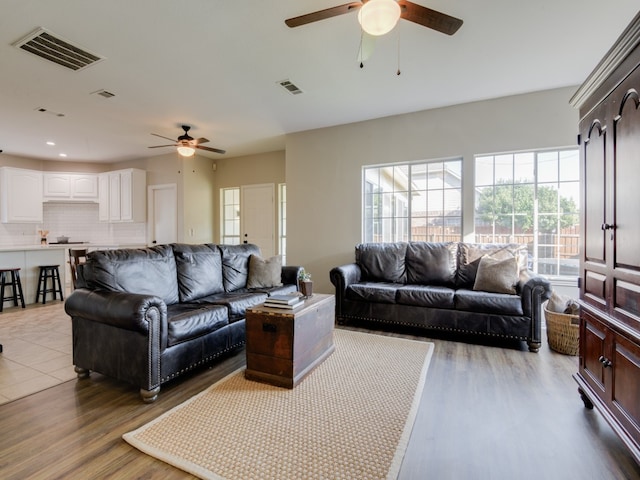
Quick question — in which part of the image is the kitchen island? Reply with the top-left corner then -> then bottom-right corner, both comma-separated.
0,243 -> 146,306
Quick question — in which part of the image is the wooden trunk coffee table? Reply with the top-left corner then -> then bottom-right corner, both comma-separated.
245,293 -> 335,388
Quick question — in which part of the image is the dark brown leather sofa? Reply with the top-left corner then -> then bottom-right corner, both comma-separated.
330,242 -> 552,352
65,243 -> 300,402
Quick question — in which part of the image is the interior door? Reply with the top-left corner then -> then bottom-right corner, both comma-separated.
148,184 -> 178,246
241,183 -> 275,258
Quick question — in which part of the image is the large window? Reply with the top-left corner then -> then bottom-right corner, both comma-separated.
474,149 -> 580,277
363,159 -> 462,243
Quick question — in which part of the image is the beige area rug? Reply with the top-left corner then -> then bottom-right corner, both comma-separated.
124,329 -> 434,480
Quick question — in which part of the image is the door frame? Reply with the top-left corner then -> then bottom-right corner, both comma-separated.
147,183 -> 178,246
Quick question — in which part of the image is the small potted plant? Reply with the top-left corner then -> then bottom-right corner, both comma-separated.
298,268 -> 313,298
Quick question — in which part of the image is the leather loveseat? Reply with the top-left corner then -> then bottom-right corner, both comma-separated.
330,242 -> 552,352
65,243 -> 300,402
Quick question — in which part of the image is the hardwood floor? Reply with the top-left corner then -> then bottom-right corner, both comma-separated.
1,322 -> 639,479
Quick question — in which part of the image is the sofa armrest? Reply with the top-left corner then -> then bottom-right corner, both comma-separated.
330,264 -> 362,291
518,271 -> 553,344
65,289 -> 167,334
330,264 -> 362,318
282,266 -> 303,288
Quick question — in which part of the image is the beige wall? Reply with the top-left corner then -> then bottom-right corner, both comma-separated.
213,151 -> 285,244
285,86 -> 580,294
115,152 -> 216,243
0,86 -> 580,293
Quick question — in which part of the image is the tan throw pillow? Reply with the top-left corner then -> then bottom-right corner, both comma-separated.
473,255 -> 519,294
247,254 -> 283,289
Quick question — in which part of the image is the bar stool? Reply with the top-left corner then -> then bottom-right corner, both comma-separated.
35,265 -> 64,304
0,267 -> 26,312
68,248 -> 88,290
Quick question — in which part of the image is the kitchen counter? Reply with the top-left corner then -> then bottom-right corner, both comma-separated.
0,244 -> 146,307
0,243 -> 146,252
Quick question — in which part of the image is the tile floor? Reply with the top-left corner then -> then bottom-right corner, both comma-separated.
0,300 -> 74,405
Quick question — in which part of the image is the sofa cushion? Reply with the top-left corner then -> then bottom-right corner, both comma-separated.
172,244 -> 224,302
346,282 -> 400,304
405,242 -> 457,286
166,304 -> 228,347
192,291 -> 268,323
216,244 -> 261,292
355,242 -> 407,283
396,285 -> 455,309
473,255 -> 519,294
454,289 -> 523,316
457,243 -> 527,288
83,245 -> 179,305
247,254 -> 283,289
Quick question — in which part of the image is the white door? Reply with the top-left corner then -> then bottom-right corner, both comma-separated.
148,184 -> 178,246
241,183 -> 275,257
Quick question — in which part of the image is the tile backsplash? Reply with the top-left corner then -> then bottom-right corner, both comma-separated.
0,203 -> 146,246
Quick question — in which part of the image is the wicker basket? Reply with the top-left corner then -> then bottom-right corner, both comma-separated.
544,306 -> 579,355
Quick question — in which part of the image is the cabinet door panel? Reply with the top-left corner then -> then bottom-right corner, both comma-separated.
581,312 -> 608,396
120,171 -> 133,221
583,120 -> 607,265
613,90 -> 640,271
109,173 -> 121,221
44,174 -> 71,197
71,175 -> 98,198
611,334 -> 640,446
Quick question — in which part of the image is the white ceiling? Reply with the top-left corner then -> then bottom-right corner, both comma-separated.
0,1 -> 638,163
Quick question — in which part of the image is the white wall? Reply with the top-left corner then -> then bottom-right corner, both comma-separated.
285,87 -> 580,294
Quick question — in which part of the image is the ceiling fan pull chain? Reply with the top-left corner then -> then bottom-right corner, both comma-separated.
359,29 -> 365,69
396,23 -> 401,76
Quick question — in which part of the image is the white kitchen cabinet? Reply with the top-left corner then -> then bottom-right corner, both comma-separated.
99,168 -> 146,222
43,173 -> 98,201
0,167 -> 43,223
98,173 -> 109,221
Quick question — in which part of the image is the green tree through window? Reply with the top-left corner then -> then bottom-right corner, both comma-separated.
476,181 -> 579,232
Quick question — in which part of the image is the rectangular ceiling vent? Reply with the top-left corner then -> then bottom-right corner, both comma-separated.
278,79 -> 303,95
92,89 -> 115,99
13,27 -> 104,71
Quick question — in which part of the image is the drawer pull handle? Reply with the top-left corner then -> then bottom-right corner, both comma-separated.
262,323 -> 277,333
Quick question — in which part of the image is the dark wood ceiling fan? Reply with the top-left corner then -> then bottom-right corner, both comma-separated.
149,125 -> 226,155
285,0 -> 463,36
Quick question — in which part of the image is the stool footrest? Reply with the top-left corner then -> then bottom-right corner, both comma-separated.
35,265 -> 64,305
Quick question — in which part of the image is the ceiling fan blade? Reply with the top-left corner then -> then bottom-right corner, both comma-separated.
196,145 -> 226,154
285,2 -> 362,28
398,1 -> 463,35
148,144 -> 176,148
151,133 -> 178,142
195,137 -> 210,145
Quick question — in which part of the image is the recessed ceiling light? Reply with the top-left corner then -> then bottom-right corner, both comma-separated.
59,153 -> 67,157
46,141 -> 55,146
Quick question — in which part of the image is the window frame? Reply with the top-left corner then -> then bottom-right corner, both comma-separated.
362,158 -> 463,244
473,147 -> 580,280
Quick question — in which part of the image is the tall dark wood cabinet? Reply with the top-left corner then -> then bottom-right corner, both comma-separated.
570,11 -> 640,464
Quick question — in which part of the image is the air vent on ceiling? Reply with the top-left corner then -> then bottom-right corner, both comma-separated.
92,89 -> 115,99
35,107 -> 65,117
278,79 -> 303,95
13,27 -> 104,71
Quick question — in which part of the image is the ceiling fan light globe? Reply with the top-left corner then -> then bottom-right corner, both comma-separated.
177,145 -> 195,157
357,0 -> 401,36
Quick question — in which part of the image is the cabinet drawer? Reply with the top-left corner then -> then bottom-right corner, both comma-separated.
580,311 -> 608,397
